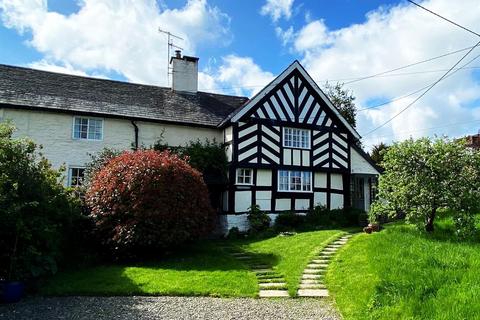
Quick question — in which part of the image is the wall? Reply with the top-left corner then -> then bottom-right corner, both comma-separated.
2,108 -> 221,177
351,147 -> 379,175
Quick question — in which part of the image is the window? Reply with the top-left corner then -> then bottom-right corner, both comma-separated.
236,168 -> 253,185
278,170 -> 312,192
283,127 -> 310,149
73,117 -> 103,140
69,167 -> 85,187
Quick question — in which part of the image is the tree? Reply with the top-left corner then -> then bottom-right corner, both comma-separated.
370,142 -> 389,168
324,82 -> 357,128
0,122 -> 79,280
85,149 -> 215,259
370,137 -> 480,236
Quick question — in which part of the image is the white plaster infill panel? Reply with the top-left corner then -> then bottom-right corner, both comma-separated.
314,192 -> 327,207
295,199 -> 310,210
275,198 -> 291,211
256,191 -> 272,211
330,194 -> 344,209
256,169 -> 272,186
235,191 -> 252,213
331,173 -> 343,190
314,172 -> 327,188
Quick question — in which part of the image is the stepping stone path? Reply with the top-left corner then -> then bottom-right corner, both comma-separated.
228,249 -> 289,298
297,233 -> 352,298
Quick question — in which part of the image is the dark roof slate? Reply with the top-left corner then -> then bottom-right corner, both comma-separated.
0,64 -> 248,127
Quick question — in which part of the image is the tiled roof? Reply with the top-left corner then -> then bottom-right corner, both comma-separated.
0,64 -> 248,127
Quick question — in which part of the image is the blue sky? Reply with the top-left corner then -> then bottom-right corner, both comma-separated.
1,0 -> 480,149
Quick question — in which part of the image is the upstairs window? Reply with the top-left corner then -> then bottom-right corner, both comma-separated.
69,167 -> 85,187
283,127 -> 310,149
278,170 -> 312,192
236,168 -> 253,185
73,117 -> 103,140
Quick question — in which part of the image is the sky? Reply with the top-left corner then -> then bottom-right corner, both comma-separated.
1,0 -> 480,150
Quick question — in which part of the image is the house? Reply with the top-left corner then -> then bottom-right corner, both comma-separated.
465,133 -> 480,149
0,53 -> 380,232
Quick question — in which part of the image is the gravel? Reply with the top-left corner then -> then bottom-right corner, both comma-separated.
0,296 -> 340,320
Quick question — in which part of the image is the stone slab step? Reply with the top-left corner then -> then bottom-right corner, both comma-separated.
307,263 -> 328,269
301,279 -> 321,284
259,282 -> 287,288
323,247 -> 338,252
320,251 -> 335,255
303,269 -> 323,274
311,259 -> 329,264
297,289 -> 329,297
259,290 -> 289,298
258,278 -> 286,283
299,283 -> 326,289
235,256 -> 252,260
302,274 -> 322,279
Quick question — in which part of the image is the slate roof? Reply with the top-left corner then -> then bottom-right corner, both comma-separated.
0,64 -> 249,127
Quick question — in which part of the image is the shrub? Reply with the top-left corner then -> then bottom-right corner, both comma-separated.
274,211 -> 306,231
247,205 -> 271,233
307,205 -> 366,228
0,122 -> 80,281
85,149 -> 215,259
83,148 -> 121,190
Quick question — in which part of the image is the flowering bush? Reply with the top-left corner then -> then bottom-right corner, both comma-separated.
85,150 -> 215,259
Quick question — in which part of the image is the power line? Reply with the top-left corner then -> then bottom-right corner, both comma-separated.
407,0 -> 480,37
357,52 -> 480,112
362,41 -> 480,138
363,118 -> 480,142
362,0 -> 480,138
197,45 -> 478,92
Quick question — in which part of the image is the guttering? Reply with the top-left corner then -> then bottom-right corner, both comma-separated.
131,120 -> 139,150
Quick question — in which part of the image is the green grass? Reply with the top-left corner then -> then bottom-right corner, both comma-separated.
326,220 -> 480,319
236,229 -> 343,296
41,229 -> 343,297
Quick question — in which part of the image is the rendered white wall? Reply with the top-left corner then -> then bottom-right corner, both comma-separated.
3,108 -> 221,179
351,148 -> 380,175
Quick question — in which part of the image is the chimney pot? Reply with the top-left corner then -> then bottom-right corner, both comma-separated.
175,50 -> 181,58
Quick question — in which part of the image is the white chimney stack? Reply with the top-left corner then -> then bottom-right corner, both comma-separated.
170,50 -> 199,93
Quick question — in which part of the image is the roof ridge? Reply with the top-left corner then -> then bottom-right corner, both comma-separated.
0,63 -> 246,99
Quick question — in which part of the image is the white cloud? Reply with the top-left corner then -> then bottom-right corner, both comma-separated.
260,0 -> 294,22
285,0 -> 480,150
0,0 -> 231,86
198,55 -> 274,97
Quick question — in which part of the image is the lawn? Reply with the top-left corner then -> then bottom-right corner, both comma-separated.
326,219 -> 480,319
41,229 -> 344,297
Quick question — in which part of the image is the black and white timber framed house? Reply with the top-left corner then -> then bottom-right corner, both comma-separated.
0,53 -> 380,233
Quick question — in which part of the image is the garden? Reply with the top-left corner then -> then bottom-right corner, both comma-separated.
1,121 -> 480,320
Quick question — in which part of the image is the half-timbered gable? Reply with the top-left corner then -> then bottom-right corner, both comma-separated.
221,61 -> 375,219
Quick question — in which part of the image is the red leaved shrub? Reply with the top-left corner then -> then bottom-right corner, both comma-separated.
85,150 -> 215,259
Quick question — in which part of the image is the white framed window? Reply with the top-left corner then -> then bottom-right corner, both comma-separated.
278,170 -> 312,192
68,167 -> 85,187
73,117 -> 103,140
236,168 -> 253,185
283,127 -> 310,149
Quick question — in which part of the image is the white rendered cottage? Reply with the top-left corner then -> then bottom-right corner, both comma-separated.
0,54 -> 380,232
